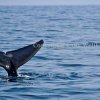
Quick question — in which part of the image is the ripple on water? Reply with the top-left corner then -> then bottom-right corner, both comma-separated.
0,6 -> 100,100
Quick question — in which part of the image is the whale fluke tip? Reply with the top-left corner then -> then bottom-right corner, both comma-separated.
37,40 -> 44,45
33,40 -> 44,48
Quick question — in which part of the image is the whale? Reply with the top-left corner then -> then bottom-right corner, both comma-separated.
0,40 -> 44,77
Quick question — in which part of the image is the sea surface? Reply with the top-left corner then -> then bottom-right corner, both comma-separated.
0,5 -> 100,100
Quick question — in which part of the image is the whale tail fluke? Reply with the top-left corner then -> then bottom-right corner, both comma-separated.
6,40 -> 44,69
0,40 -> 44,77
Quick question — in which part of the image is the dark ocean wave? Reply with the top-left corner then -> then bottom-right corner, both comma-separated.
58,64 -> 87,67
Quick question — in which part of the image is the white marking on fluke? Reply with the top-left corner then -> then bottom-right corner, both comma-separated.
6,65 -> 9,69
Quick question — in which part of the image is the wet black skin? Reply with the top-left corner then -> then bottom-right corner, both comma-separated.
0,40 -> 44,78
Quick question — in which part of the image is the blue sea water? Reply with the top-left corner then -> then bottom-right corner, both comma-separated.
0,5 -> 100,100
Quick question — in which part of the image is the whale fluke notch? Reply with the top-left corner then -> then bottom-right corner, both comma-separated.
0,40 -> 44,77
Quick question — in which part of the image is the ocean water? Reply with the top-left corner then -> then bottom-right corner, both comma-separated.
0,5 -> 100,100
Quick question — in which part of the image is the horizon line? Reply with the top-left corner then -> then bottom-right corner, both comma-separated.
0,4 -> 100,6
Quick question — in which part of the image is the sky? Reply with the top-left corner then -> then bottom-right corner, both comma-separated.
0,0 -> 100,5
